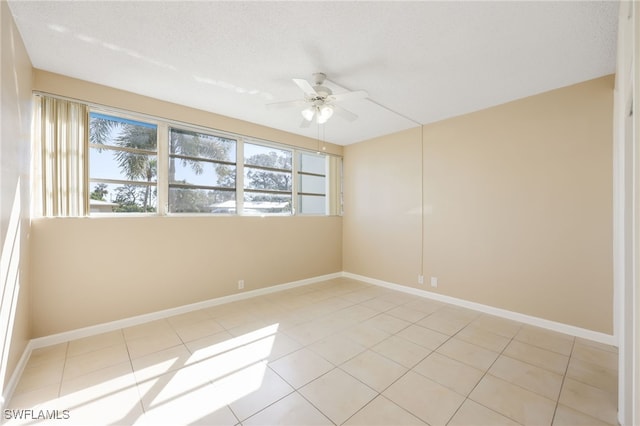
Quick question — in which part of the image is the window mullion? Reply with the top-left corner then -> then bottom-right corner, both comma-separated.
157,122 -> 169,215
86,108 -> 337,216
325,155 -> 331,215
243,164 -> 291,174
292,150 -> 299,215
89,144 -> 156,156
237,137 -> 245,215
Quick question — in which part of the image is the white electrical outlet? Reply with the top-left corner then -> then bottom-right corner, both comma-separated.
238,279 -> 244,290
430,277 -> 438,288
418,275 -> 424,285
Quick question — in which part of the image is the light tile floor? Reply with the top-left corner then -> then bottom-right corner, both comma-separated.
6,278 -> 618,425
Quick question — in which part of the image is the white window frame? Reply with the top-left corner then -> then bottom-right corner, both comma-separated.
88,109 -> 163,216
86,106 -> 342,217
296,151 -> 329,215
166,125 -> 238,215
241,138 -> 294,216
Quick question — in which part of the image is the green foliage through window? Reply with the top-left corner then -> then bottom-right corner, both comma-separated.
87,110 -> 338,216
89,113 -> 157,213
168,127 -> 236,213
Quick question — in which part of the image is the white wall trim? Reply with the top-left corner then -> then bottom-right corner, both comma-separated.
0,340 -> 34,413
3,273 -> 337,410
29,272 -> 341,350
5,270 -> 617,410
342,272 -> 616,346
27,270 -> 616,350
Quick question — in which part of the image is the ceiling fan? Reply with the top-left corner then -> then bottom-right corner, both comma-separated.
267,72 -> 368,127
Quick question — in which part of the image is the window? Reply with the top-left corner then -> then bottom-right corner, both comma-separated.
89,113 -> 158,213
82,106 -> 342,217
298,152 -> 327,215
243,142 -> 292,215
169,127 -> 236,213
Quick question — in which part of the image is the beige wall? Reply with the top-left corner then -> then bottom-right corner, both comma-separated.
28,71 -> 344,337
343,127 -> 423,286
13,47 -> 614,338
344,75 -> 614,334
0,1 -> 33,394
30,216 -> 342,337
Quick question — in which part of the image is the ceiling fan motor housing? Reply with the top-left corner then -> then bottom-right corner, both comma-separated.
310,72 -> 332,102
266,71 -> 364,125
311,86 -> 332,104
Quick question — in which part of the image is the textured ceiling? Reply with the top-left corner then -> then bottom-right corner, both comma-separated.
8,1 -> 618,145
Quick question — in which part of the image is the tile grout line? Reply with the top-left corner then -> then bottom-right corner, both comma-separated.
337,308 -> 513,424
10,280 -> 618,425
332,303 -> 464,424
158,289 -> 430,424
262,363 -> 336,426
445,322 -> 524,426
550,336 -> 576,425
502,338 -> 575,397
57,342 -> 71,399
119,328 -> 150,423
263,291 -> 437,425
343,301 -> 491,423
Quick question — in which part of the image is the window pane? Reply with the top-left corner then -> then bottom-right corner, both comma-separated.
89,182 -> 120,214
167,128 -> 237,214
300,152 -> 326,175
244,167 -> 291,192
298,195 -> 326,215
89,182 -> 156,213
299,174 -> 325,195
89,112 -> 157,215
209,197 -> 237,214
170,128 -> 236,162
243,193 -> 292,215
243,142 -> 292,216
244,143 -> 292,170
90,113 -> 157,151
170,160 -> 235,188
297,151 -> 328,216
90,148 -> 157,182
169,188 -> 235,213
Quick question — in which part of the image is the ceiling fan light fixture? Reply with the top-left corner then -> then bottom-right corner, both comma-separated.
317,105 -> 334,124
271,73 -> 364,127
301,106 -> 315,121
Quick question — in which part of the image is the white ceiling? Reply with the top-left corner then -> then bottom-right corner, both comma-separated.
8,1 -> 618,145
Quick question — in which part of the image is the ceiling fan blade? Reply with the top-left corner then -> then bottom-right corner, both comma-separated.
330,90 -> 368,103
293,78 -> 318,97
266,99 -> 307,110
332,104 -> 358,122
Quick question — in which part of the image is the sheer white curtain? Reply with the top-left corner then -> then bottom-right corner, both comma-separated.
32,95 -> 89,217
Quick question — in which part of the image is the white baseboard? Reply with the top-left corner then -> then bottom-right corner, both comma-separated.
5,270 -> 616,410
30,272 -> 342,350
1,340 -> 34,413
342,272 -> 617,347
4,273 -> 339,410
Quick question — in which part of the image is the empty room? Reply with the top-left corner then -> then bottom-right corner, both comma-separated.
1,1 -> 638,425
